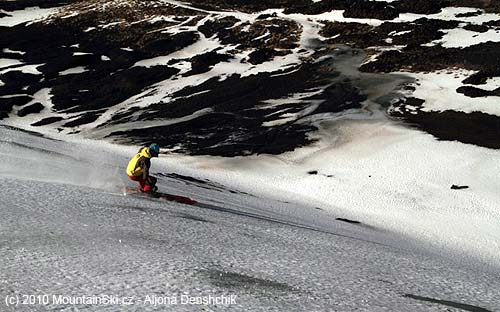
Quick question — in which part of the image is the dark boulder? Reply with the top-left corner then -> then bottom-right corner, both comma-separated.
451,185 -> 469,190
17,102 -> 44,117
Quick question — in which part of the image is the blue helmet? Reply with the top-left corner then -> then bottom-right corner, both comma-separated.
149,143 -> 160,157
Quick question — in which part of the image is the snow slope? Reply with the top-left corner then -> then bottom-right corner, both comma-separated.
398,69 -> 500,117
0,6 -> 58,27
166,114 -> 500,267
1,126 -> 500,311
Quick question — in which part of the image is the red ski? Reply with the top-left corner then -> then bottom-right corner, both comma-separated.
125,187 -> 197,205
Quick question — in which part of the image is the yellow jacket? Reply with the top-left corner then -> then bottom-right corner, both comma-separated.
126,147 -> 152,177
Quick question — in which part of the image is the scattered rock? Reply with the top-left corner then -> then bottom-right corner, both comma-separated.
392,97 -> 425,108
343,1 -> 400,20
185,51 -> 232,75
17,103 -> 44,117
31,116 -> 64,126
462,70 -> 500,85
455,10 -> 483,18
189,0 -> 311,13
198,16 -> 240,39
0,71 -> 40,94
322,18 -> 458,49
50,65 -> 179,112
451,185 -> 469,190
143,32 -> 199,55
248,48 -> 283,65
63,112 -> 101,127
336,218 -> 361,224
360,41 -> 500,73
395,0 -> 444,14
485,20 -> 500,27
463,24 -> 489,33
320,22 -> 377,49
449,0 -> 500,13
0,95 -> 32,119
257,13 -> 278,20
456,86 -> 499,97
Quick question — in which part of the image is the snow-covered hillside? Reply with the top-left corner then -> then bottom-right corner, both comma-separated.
1,125 -> 499,311
2,0 -> 500,152
1,0 -> 500,310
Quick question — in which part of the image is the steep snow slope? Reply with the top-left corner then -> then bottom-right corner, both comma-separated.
1,126 -> 500,311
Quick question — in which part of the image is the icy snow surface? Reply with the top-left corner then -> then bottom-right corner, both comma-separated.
168,117 -> 500,266
1,126 -> 500,311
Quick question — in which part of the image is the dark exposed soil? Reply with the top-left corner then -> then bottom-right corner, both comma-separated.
321,18 -> 459,49
359,42 -> 500,73
463,24 -> 490,32
447,0 -> 500,13
0,96 -> 33,120
31,116 -> 64,126
343,1 -> 400,20
51,66 -> 180,112
62,112 -> 101,127
456,86 -> 500,97
17,103 -> 44,117
391,105 -> 500,149
455,10 -> 483,17
462,70 -> 500,85
108,61 -> 365,156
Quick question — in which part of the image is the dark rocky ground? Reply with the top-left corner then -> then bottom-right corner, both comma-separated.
1,0 -> 499,154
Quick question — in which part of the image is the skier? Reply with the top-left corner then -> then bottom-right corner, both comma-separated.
126,143 -> 160,193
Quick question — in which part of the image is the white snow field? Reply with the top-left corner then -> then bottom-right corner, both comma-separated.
0,6 -> 59,27
1,124 -> 500,312
397,70 -> 500,117
169,115 -> 500,267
